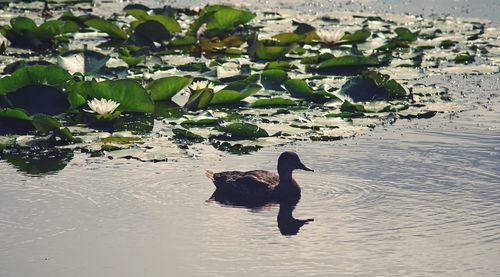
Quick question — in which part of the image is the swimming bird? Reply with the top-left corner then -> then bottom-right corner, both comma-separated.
205,151 -> 314,204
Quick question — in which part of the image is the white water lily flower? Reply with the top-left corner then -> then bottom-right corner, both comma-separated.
189,80 -> 214,91
84,98 -> 120,115
316,30 -> 345,44
188,80 -> 225,92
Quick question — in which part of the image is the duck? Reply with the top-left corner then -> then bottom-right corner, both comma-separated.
205,151 -> 314,204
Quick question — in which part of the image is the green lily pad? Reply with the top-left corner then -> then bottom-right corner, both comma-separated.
32,114 -> 74,142
284,79 -> 338,103
251,97 -> 297,108
341,29 -> 371,43
217,123 -> 269,139
191,5 -> 256,37
260,69 -> 288,90
84,17 -> 128,41
454,52 -> 475,64
118,47 -> 145,67
313,55 -> 379,75
210,83 -> 262,105
146,76 -> 192,101
172,128 -> 204,142
340,71 -> 407,101
70,79 -> 154,113
394,27 -> 417,41
248,37 -> 297,60
0,108 -> 34,134
180,118 -> 220,127
0,16 -> 79,50
0,65 -> 72,96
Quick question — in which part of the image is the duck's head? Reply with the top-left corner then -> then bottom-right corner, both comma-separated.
277,151 -> 314,174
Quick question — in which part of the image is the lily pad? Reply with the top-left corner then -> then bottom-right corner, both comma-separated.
146,76 -> 192,101
70,79 -> 154,113
340,71 -> 407,101
84,17 -> 128,41
261,69 -> 288,90
210,83 -> 262,105
284,79 -> 338,103
251,97 -> 297,108
312,55 -> 379,75
0,16 -> 79,50
32,114 -> 74,142
217,123 -> 269,139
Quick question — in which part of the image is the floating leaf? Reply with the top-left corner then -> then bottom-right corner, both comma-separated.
217,123 -> 269,139
0,65 -> 72,95
180,118 -> 220,127
85,17 -> 128,40
454,52 -> 475,64
0,16 -> 79,50
210,82 -> 262,105
146,76 -> 192,101
313,55 -> 379,75
261,69 -> 288,90
32,113 -> 74,142
394,27 -> 417,41
172,128 -> 204,142
341,29 -> 371,43
248,36 -> 297,60
71,79 -> 154,113
0,108 -> 34,134
340,71 -> 407,101
251,97 -> 297,108
284,79 -> 338,103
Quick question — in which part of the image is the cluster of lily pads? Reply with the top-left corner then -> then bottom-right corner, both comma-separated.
0,1 -> 498,171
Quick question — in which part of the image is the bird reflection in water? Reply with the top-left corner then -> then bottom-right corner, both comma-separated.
209,192 -> 314,236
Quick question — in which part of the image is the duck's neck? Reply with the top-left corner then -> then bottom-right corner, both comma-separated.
278,168 -> 293,182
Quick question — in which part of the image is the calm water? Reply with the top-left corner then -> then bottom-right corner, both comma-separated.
1,0 -> 500,276
1,73 -> 499,276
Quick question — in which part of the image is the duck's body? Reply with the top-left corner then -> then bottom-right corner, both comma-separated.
206,152 -> 312,203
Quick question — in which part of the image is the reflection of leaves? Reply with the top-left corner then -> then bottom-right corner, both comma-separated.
114,114 -> 154,135
211,141 -> 262,155
0,147 -> 74,176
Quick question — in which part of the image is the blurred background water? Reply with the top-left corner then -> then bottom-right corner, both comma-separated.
0,1 -> 499,276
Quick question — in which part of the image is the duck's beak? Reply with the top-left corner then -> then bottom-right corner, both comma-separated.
299,163 -> 314,172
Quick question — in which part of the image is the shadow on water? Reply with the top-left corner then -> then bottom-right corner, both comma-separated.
209,191 -> 314,236
0,147 -> 73,176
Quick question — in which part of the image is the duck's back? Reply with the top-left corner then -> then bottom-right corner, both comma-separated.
206,170 -> 279,197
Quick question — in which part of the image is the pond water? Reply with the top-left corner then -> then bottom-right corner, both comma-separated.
1,0 -> 500,276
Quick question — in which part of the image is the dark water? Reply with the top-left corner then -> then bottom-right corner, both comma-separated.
1,0 -> 500,276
